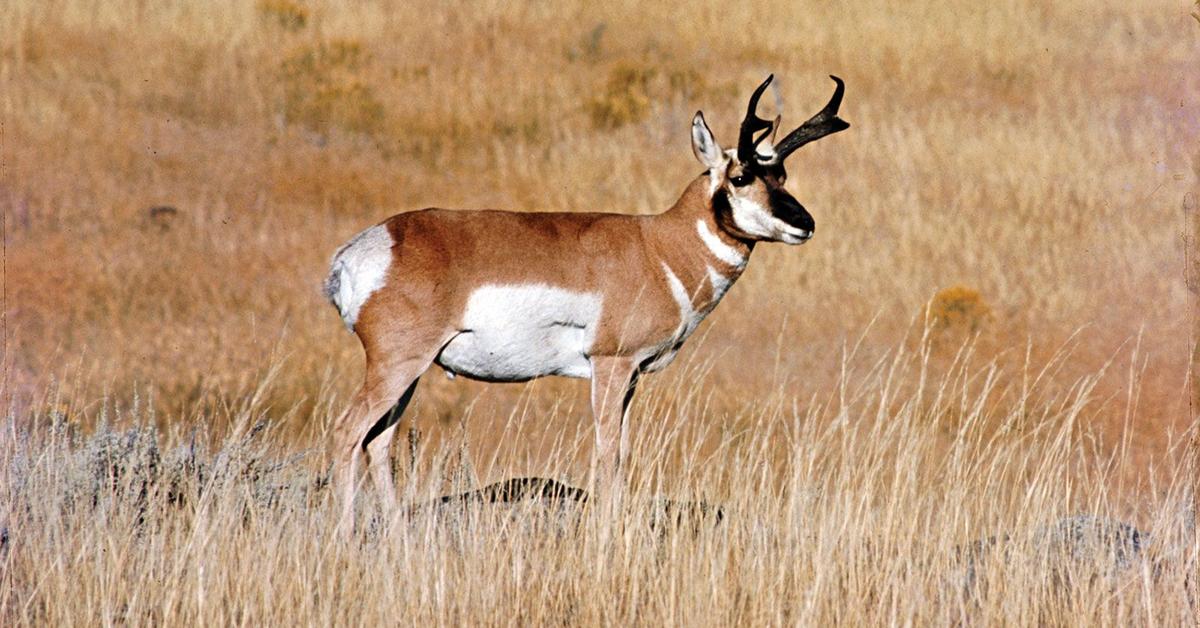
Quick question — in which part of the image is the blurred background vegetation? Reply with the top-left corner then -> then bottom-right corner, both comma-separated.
0,0 -> 1196,482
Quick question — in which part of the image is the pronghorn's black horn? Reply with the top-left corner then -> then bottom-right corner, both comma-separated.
772,75 -> 849,162
737,74 -> 776,163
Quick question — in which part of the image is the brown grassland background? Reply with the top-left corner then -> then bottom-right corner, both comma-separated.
1,0 -> 1199,624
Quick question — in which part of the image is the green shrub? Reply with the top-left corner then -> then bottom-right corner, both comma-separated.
257,0 -> 309,32
927,285 -> 992,333
278,40 -> 385,137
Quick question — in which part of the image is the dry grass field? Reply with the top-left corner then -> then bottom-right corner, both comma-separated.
1,0 -> 1198,624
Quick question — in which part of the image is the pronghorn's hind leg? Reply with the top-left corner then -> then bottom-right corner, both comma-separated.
362,377 -> 420,512
332,329 -> 444,536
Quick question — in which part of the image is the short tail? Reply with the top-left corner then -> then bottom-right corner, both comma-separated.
323,258 -> 350,328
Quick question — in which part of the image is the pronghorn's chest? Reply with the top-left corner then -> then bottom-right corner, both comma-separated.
436,284 -> 603,381
638,261 -> 740,372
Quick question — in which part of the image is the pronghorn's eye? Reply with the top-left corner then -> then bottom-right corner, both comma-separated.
729,174 -> 753,187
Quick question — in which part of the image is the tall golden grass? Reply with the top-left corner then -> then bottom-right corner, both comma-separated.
1,337 -> 1196,624
1,0 -> 1198,623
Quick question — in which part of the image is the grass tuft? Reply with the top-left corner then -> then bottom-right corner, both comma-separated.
257,0 -> 309,32
927,285 -> 992,334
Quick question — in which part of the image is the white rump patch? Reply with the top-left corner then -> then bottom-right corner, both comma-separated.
437,284 -> 602,381
696,220 -> 746,268
325,224 -> 393,330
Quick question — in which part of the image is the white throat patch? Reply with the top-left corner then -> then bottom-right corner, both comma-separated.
696,219 -> 746,268
661,262 -> 695,334
646,261 -> 736,372
706,265 -> 733,303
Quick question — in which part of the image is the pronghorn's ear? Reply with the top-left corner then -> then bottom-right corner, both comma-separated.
691,112 -> 726,170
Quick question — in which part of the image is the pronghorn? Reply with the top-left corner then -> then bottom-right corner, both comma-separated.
324,74 -> 849,529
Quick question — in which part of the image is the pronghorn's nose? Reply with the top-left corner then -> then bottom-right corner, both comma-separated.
770,189 -> 815,235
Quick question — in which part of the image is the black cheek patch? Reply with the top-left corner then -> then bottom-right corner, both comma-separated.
712,190 -> 741,237
712,189 -> 731,221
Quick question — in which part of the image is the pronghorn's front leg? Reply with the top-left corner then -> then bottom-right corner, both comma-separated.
589,356 -> 640,500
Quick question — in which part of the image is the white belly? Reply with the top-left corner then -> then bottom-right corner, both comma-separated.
436,284 -> 602,381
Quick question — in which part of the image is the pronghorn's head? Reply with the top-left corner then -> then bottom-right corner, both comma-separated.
691,74 -> 849,245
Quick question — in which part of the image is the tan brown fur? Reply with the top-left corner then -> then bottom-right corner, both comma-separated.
360,177 -> 748,357
331,175 -> 756,531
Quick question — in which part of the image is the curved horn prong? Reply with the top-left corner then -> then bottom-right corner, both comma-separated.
772,75 -> 849,162
737,74 -> 776,163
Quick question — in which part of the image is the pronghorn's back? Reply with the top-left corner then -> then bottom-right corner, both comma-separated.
324,206 -> 652,328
